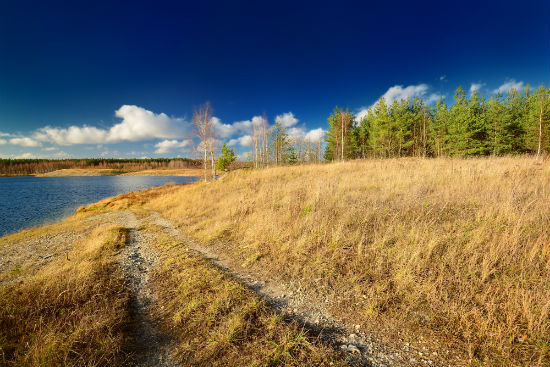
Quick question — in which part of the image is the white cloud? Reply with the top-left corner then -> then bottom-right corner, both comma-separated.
287,127 -> 305,140
31,105 -> 189,146
304,128 -> 325,142
380,84 -> 430,104
470,82 -> 486,95
34,125 -> 108,145
0,138 -> 6,145
211,117 -> 251,138
356,108 -> 370,122
275,112 -> 299,128
0,132 -> 13,137
43,146 -> 58,151
108,105 -> 188,142
494,79 -> 525,94
440,75 -> 446,81
356,83 -> 444,120
9,137 -> 42,147
154,139 -> 191,154
228,135 -> 252,147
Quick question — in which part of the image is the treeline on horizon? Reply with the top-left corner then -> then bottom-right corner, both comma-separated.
0,158 -> 202,175
324,84 -> 549,160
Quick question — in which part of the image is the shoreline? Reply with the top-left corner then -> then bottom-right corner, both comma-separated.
0,167 -> 204,177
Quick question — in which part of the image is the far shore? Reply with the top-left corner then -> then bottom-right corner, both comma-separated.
25,168 -> 204,177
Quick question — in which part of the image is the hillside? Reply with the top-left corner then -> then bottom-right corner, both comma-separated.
143,156 -> 549,366
1,156 -> 548,366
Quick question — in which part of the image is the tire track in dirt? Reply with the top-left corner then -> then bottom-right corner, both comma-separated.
115,210 -> 180,367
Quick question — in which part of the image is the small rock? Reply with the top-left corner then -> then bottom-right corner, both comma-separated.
355,324 -> 361,330
432,352 -> 437,356
349,333 -> 358,340
410,358 -> 416,362
340,345 -> 348,351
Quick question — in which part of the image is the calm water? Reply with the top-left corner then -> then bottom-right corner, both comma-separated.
0,176 -> 199,236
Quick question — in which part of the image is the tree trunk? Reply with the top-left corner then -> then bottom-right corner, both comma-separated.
211,151 -> 216,179
537,100 -> 543,160
341,114 -> 344,162
203,150 -> 207,182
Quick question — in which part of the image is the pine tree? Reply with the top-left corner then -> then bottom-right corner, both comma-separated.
216,142 -> 236,171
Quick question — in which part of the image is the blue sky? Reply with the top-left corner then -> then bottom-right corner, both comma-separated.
1,0 -> 548,159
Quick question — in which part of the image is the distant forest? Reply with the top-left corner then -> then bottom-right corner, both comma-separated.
325,85 -> 549,160
0,158 -> 201,176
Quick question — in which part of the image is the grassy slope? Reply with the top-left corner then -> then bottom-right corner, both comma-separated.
142,221 -> 346,366
146,157 -> 550,366
0,225 -> 132,366
0,200 -> 347,366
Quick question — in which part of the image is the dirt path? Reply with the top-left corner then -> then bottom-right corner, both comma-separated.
115,210 -> 179,367
146,210 -> 425,367
109,208 -> 453,367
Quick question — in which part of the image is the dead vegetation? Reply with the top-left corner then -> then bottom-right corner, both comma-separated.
0,226 -> 132,366
144,224 -> 347,366
1,197 -> 348,366
144,156 -> 550,366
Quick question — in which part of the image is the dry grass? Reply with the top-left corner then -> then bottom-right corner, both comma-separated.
144,224 -> 347,366
36,168 -> 119,176
0,226 -> 132,366
146,156 -> 550,366
119,168 -> 204,176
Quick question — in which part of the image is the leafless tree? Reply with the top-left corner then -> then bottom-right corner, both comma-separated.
192,101 -> 215,181
250,114 -> 270,169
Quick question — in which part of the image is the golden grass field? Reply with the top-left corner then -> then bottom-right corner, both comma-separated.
0,195 -> 347,366
1,156 -> 548,366
145,156 -> 549,366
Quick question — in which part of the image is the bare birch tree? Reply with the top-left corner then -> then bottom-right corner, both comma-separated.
192,101 -> 214,182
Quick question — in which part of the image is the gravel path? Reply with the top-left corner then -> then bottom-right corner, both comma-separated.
115,210 -> 180,367
146,210 -> 436,367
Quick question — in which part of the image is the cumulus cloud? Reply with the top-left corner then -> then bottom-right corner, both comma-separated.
0,132 -> 13,137
380,84 -> 430,104
154,139 -> 191,154
228,135 -> 252,147
304,128 -> 325,142
10,137 -> 42,147
355,108 -> 370,122
470,82 -> 486,95
211,117 -> 251,138
440,75 -> 446,81
356,83 -> 444,120
0,139 -> 6,145
34,126 -> 108,145
275,112 -> 299,128
109,105 -> 188,142
494,79 -> 525,94
31,105 -> 189,146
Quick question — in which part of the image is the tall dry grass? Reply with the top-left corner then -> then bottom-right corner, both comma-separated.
144,224 -> 347,366
0,226 -> 132,366
147,156 -> 550,366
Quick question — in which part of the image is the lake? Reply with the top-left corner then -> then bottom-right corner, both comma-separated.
0,176 -> 199,236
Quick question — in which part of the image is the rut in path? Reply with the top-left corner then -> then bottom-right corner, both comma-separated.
116,211 -> 179,367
